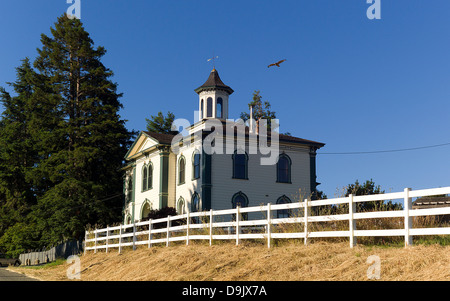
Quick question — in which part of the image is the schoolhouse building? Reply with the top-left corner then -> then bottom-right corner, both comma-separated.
121,69 -> 325,224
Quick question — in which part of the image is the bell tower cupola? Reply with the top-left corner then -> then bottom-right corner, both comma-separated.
195,68 -> 233,121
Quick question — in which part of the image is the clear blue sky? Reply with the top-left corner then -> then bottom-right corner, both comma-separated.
0,0 -> 449,199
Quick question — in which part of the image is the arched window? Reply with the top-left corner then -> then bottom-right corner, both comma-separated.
232,150 -> 248,179
147,162 -> 153,189
141,200 -> 151,220
276,195 -> 292,218
142,164 -> 148,191
277,154 -> 291,183
193,151 -> 201,179
216,97 -> 223,118
207,97 -> 213,117
200,99 -> 204,119
177,197 -> 186,215
127,177 -> 133,203
178,156 -> 186,184
191,192 -> 200,213
232,191 -> 249,220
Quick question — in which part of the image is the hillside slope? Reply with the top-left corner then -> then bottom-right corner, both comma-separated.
9,242 -> 450,281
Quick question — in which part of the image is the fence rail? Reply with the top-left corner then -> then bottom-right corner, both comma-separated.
85,186 -> 450,253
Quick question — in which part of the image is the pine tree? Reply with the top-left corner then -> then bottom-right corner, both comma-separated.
29,14 -> 134,245
145,111 -> 176,134
0,14 -> 134,253
240,90 -> 277,130
0,58 -> 41,254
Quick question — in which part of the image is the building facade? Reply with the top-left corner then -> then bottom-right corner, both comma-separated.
122,69 -> 325,224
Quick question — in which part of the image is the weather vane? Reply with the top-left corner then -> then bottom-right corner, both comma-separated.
207,53 -> 219,69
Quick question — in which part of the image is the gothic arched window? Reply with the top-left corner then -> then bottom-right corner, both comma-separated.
216,97 -> 223,118
178,156 -> 186,184
276,195 -> 292,218
147,162 -> 153,189
193,151 -> 201,179
277,154 -> 292,183
200,99 -> 204,119
191,192 -> 200,212
177,197 -> 186,215
207,97 -> 213,117
232,150 -> 248,179
232,191 -> 249,220
142,164 -> 148,191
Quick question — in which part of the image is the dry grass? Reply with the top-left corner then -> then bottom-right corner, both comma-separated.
9,241 -> 450,281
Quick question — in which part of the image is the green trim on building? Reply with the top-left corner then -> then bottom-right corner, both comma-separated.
309,147 -> 318,200
131,167 -> 136,221
201,149 -> 212,211
159,146 -> 170,208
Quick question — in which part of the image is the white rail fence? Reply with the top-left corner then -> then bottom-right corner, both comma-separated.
84,186 -> 450,253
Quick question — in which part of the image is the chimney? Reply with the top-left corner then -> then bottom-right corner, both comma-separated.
249,105 -> 254,134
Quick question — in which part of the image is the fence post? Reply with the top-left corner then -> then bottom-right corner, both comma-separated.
209,209 -> 213,246
186,209 -> 190,246
267,203 -> 271,249
94,228 -> 98,254
404,188 -> 413,247
304,199 -> 308,246
132,222 -> 136,251
349,194 -> 357,248
106,226 -> 109,253
148,219 -> 153,248
166,215 -> 171,247
236,206 -> 240,246
118,224 -> 122,254
84,232 -> 87,255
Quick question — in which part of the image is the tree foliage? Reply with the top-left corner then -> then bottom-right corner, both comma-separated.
0,15 -> 134,256
240,91 -> 277,130
145,111 -> 176,134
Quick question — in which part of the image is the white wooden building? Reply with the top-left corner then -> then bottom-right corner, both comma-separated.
122,69 -> 325,224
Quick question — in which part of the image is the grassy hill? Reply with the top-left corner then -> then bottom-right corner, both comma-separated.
9,241 -> 450,281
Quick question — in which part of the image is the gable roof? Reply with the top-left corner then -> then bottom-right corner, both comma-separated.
142,131 -> 177,145
124,131 -> 177,161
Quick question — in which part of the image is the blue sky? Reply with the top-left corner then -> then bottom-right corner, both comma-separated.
0,0 -> 449,199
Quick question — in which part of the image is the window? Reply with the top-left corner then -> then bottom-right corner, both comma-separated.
127,177 -> 133,203
147,163 -> 153,189
191,193 -> 200,212
193,152 -> 201,179
276,196 -> 292,218
178,156 -> 186,184
216,97 -> 223,118
232,150 -> 248,179
207,97 -> 213,117
232,191 -> 249,220
200,99 -> 204,119
142,164 -> 148,191
277,154 -> 291,183
141,200 -> 151,220
142,163 -> 153,191
177,197 -> 186,215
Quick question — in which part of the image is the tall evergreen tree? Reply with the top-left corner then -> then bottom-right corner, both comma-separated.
0,58 -> 41,254
30,14 -> 134,245
0,14 -> 134,254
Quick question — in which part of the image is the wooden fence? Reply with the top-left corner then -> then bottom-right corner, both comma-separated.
84,186 -> 450,253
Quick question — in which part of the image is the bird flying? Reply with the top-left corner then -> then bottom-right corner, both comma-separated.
268,59 -> 286,68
